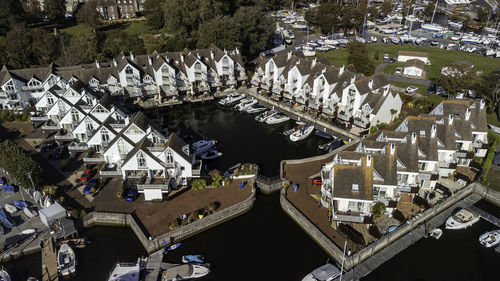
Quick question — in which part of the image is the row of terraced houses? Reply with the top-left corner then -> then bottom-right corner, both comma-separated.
251,51 -> 403,130
318,100 -> 488,226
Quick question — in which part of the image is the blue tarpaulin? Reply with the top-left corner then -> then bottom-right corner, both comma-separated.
293,184 -> 298,192
240,182 -> 246,189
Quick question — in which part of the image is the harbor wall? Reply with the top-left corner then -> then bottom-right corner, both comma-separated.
245,88 -> 360,140
83,188 -> 257,253
472,183 -> 500,206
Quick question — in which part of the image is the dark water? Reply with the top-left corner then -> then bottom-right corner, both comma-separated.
148,102 -> 333,176
2,226 -> 146,281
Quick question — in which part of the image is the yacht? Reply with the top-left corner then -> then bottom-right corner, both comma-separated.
107,258 -> 145,281
303,49 -> 316,57
479,230 -> 500,248
445,208 -> 479,230
191,140 -> 216,156
301,263 -> 341,281
218,93 -> 245,106
235,98 -> 258,112
255,110 -> 277,122
290,125 -> 315,142
421,23 -> 446,33
0,269 -> 10,281
265,113 -> 290,124
448,21 -> 463,29
246,106 -> 267,114
161,264 -> 210,281
57,244 -> 76,276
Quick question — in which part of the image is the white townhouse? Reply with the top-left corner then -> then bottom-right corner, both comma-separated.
252,52 -> 402,130
32,80 -> 201,200
0,45 -> 246,110
319,99 -> 488,225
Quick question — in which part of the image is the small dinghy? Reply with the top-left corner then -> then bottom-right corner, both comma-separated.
2,218 -> 14,229
182,254 -> 205,263
246,106 -> 267,114
0,208 -> 6,220
4,204 -> 17,214
1,184 -> 14,193
57,244 -> 76,276
14,200 -> 28,210
479,230 -> 500,248
290,125 -> 315,142
33,191 -> 42,203
429,228 -> 443,239
200,149 -> 222,160
0,269 -> 11,281
24,207 -> 38,218
314,130 -> 333,139
21,229 -> 36,235
387,225 -> 398,233
164,242 -> 181,253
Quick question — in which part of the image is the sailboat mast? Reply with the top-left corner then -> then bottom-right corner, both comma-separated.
431,1 -> 438,24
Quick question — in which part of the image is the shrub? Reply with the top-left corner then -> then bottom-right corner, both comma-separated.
169,219 -> 180,230
43,185 -> 58,196
191,179 -> 207,191
59,196 -> 65,203
372,202 -> 386,220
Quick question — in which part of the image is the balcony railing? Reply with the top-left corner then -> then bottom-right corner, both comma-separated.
68,142 -> 89,151
192,161 -> 202,177
337,111 -> 352,121
100,164 -> 122,177
22,84 -> 44,91
137,177 -> 170,191
31,116 -> 49,122
41,124 -> 60,131
83,152 -> 105,163
55,132 -> 75,141
331,212 -> 368,223
353,117 -> 369,128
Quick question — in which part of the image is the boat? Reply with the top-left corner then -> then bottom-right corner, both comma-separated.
13,200 -> 27,209
255,110 -> 277,122
235,98 -> 257,112
445,208 -> 479,230
106,258 -> 144,281
165,242 -> 181,252
303,49 -> 316,57
314,130 -> 333,139
21,229 -> 36,235
0,209 -> 6,220
429,228 -> 443,239
448,21 -> 462,29
4,204 -> 16,214
265,112 -> 290,124
479,230 -> 500,248
27,277 -> 39,281
290,125 -> 315,142
191,140 -> 216,156
301,263 -> 341,281
421,23 -> 446,32
57,244 -> 76,276
223,163 -> 242,178
161,264 -> 210,281
200,149 -> 222,160
387,225 -> 398,233
42,197 -> 53,208
0,178 -> 4,185
319,139 -> 344,152
61,237 -> 90,248
2,218 -> 14,229
218,93 -> 245,106
182,255 -> 204,264
1,184 -> 14,193
24,207 -> 38,218
33,191 -> 42,203
0,269 -> 11,281
246,106 -> 267,114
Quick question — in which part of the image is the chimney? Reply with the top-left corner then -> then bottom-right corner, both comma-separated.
287,51 -> 292,60
312,58 -> 317,67
350,75 -> 356,84
339,65 -> 345,76
180,54 -> 184,63
224,48 -> 227,54
383,85 -> 390,96
448,114 -> 454,126
368,79 -> 373,89
411,132 -> 417,144
130,51 -> 134,60
235,47 -> 239,54
95,60 -> 100,68
148,56 -> 152,66
390,143 -> 396,155
196,52 -> 201,59
480,100 -> 485,109
210,50 -> 214,60
431,124 -> 436,138
113,58 -> 117,67
322,67 -> 327,73
465,108 -> 471,121
366,155 -> 372,167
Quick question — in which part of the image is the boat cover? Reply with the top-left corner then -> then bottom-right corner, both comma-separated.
2,184 -> 14,192
311,264 -> 340,281
14,200 -> 27,209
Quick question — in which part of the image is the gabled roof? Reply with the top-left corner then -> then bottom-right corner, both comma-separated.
165,133 -> 193,163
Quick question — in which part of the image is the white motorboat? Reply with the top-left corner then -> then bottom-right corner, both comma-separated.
445,208 -> 479,230
57,244 -> 76,276
301,263 -> 340,281
107,258 -> 145,281
24,207 -> 38,218
218,93 -> 245,106
448,21 -> 463,29
246,106 -> 267,114
4,204 -> 16,214
27,277 -> 39,281
161,264 -> 210,281
421,23 -> 446,33
255,110 -> 277,122
290,125 -> 315,142
265,112 -> 290,124
0,269 -> 11,281
429,228 -> 442,239
191,140 -> 216,156
485,49 -> 496,56
479,230 -> 500,248
235,98 -> 257,112
21,229 -> 36,235
303,49 -> 316,57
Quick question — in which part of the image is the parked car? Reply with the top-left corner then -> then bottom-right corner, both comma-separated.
41,141 -> 58,152
405,86 -> 419,94
312,177 -> 322,186
83,178 -> 99,195
50,145 -> 68,159
125,189 -> 138,202
389,58 -> 396,63
383,53 -> 389,60
80,168 -> 93,183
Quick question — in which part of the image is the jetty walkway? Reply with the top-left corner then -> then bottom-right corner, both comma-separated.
41,237 -> 59,281
144,250 -> 179,281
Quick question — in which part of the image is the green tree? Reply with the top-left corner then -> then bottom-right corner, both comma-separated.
197,16 -> 240,50
232,6 -> 274,57
372,201 -> 386,219
3,24 -> 35,68
43,0 -> 66,21
0,140 -> 43,189
30,28 -> 60,65
435,63 -> 478,98
475,70 -> 500,112
43,185 -> 58,196
144,0 -> 165,30
211,172 -> 223,188
22,0 -> 42,20
60,33 -> 98,66
76,0 -> 101,29
191,179 -> 207,190
0,0 -> 25,36
346,42 -> 375,76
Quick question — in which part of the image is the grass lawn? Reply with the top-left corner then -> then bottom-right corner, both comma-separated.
317,44 -> 500,79
384,62 -> 405,74
61,20 -> 158,36
487,170 -> 500,192
487,112 -> 500,127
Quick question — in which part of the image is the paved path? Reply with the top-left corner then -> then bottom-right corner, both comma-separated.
41,237 -> 59,281
387,74 -> 431,86
375,63 -> 388,74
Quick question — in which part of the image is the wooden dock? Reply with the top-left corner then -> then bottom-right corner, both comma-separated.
336,193 -> 482,281
468,204 -> 500,228
144,250 -> 163,281
41,237 -> 59,281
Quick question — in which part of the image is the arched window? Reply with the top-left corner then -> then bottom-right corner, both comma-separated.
165,150 -> 173,163
125,66 -> 133,75
101,128 -> 110,142
137,152 -> 146,168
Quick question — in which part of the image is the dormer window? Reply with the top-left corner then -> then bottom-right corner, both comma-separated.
125,66 -> 133,75
101,128 -> 110,142
28,79 -> 41,87
137,152 -> 146,168
352,184 -> 359,192
71,109 -> 79,122
4,80 -> 15,92
165,150 -> 173,163
94,105 -> 106,113
47,94 -> 54,105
